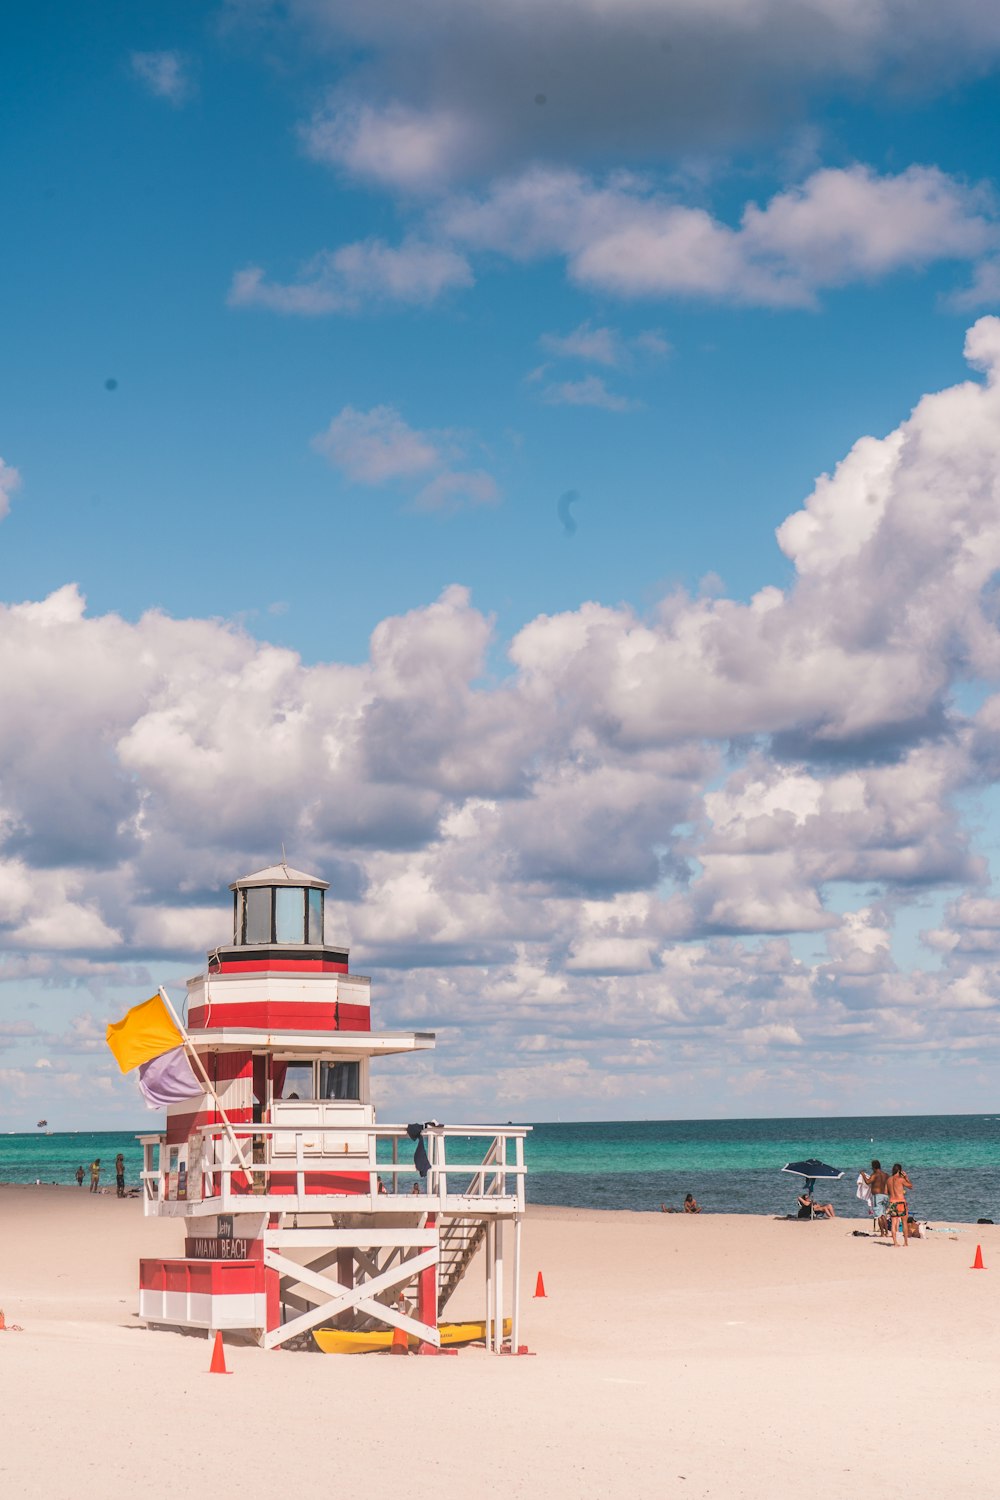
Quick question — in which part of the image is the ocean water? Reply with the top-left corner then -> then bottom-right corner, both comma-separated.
2,1114 -> 997,1221
521,1115 -> 1000,1221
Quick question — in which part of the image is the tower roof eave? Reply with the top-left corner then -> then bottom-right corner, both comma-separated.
230,863 -> 329,892
186,1028 -> 435,1056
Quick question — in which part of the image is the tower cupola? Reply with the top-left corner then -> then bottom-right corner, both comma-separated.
230,862 -> 328,948
205,860 -> 347,976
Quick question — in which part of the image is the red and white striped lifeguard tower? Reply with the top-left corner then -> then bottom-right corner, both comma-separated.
138,862 -> 528,1352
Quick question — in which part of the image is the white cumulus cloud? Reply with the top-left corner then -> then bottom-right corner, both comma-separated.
229,238 -> 472,314
300,99 -> 482,193
312,405 -> 500,510
129,50 -> 192,106
249,1 -> 1000,186
442,163 -> 997,307
541,375 -> 636,412
313,405 -> 442,484
5,325 -> 1000,1112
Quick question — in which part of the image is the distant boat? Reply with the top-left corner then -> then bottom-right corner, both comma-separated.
36,1119 -> 47,1128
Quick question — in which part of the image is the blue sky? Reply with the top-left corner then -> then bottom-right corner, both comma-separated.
3,1 -> 1000,1129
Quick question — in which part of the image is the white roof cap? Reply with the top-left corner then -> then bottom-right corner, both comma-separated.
230,863 -> 329,892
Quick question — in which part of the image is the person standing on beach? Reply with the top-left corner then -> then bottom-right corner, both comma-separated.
861,1159 -> 890,1235
75,1165 -> 84,1188
89,1158 -> 100,1193
115,1152 -> 125,1198
886,1163 -> 913,1247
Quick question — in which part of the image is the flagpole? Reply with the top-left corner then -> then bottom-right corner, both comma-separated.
158,986 -> 257,1189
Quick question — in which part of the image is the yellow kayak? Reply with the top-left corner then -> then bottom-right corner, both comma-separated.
313,1318 -> 512,1354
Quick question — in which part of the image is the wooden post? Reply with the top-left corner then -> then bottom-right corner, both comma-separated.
485,1219 -> 495,1352
418,1214 -> 437,1335
295,1131 -> 305,1202
336,1247 -> 353,1330
440,1128 -> 452,1206
512,1215 -> 522,1354
494,1218 -> 504,1352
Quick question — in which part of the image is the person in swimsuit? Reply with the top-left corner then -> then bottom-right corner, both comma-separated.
75,1165 -> 84,1188
89,1158 -> 100,1193
683,1193 -> 702,1214
115,1152 -> 125,1198
861,1159 -> 890,1235
886,1163 -> 913,1246
797,1191 -> 835,1219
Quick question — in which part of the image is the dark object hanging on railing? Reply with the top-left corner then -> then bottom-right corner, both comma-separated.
407,1122 -> 430,1177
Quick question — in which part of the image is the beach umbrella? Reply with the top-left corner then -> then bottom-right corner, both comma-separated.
782,1159 -> 844,1195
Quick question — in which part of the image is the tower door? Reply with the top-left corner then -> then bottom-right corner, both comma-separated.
252,1054 -> 268,1125
252,1053 -> 269,1192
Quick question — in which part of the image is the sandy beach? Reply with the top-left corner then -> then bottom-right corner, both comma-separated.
2,1188 -> 998,1500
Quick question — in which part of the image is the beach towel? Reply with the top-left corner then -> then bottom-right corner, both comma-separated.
856,1172 -> 874,1213
407,1122 -> 431,1178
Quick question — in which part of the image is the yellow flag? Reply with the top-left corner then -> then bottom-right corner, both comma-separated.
105,994 -> 184,1074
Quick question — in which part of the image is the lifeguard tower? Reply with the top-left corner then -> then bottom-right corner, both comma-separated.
138,862 -> 528,1352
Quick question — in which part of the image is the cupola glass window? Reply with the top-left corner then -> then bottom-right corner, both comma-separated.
236,885 -> 325,945
275,886 -> 303,942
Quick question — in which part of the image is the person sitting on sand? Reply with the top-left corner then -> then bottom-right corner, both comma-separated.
683,1193 -> 702,1214
797,1191 -> 835,1219
660,1203 -> 678,1212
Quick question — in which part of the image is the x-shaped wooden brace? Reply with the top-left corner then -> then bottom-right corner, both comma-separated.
262,1246 -> 439,1350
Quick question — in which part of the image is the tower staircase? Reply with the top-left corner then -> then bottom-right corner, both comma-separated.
436,1214 -> 487,1313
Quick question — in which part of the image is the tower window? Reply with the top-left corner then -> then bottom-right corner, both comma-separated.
275,886 -> 305,943
244,887 -> 271,944
277,1061 -> 314,1100
307,887 -> 324,944
320,1061 -> 360,1100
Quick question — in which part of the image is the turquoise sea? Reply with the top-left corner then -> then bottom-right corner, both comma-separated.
2,1114 -> 997,1220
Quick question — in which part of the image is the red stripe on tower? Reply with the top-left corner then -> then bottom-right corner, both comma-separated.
187,1001 -> 370,1032
139,1259 -> 265,1296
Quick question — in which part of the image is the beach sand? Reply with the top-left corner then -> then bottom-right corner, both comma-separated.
2,1187 -> 998,1499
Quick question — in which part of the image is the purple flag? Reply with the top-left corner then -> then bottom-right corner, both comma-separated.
137,1045 -> 203,1109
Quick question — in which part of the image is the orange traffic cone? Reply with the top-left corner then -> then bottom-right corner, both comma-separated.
533,1272 -> 546,1298
972,1244 -> 986,1270
208,1330 -> 231,1374
390,1324 -> 409,1355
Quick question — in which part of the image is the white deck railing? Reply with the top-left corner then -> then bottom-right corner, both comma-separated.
139,1123 -> 528,1218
